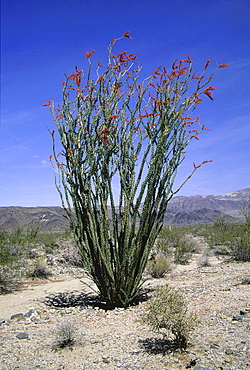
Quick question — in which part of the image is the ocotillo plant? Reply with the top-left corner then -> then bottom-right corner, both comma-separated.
44,32 -> 227,308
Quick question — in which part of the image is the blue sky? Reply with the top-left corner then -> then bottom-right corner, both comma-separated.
1,0 -> 250,206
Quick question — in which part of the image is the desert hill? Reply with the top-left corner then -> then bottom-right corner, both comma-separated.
0,188 -> 249,231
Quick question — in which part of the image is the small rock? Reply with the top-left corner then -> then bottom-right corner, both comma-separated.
186,358 -> 198,368
11,313 -> 24,320
12,366 -> 45,370
210,343 -> 220,349
130,349 -> 141,354
102,356 -> 110,364
232,315 -> 243,321
0,319 -> 5,325
24,307 -> 37,317
225,348 -> 233,355
241,276 -> 250,284
193,366 -> 217,370
16,332 -> 29,340
240,310 -> 247,315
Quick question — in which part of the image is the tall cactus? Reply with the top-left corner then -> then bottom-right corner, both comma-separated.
44,32 -> 227,307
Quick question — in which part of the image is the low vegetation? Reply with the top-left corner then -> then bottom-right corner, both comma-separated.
0,225 -> 76,292
51,318 -> 79,350
1,210 -> 249,293
140,285 -> 197,349
0,211 -> 249,353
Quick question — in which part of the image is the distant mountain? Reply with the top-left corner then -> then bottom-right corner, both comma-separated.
167,188 -> 250,221
0,188 -> 249,231
164,208 -> 238,225
0,206 -> 70,232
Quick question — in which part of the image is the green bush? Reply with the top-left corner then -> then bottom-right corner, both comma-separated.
140,285 -> 197,349
147,253 -> 171,278
196,217 -> 250,261
0,225 -> 42,292
156,227 -> 194,263
0,227 -> 24,270
231,233 -> 250,261
173,237 -> 192,264
242,203 -> 250,233
25,223 -> 40,243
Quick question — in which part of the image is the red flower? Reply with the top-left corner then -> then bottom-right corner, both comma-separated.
218,64 -> 229,68
204,90 -> 214,101
193,163 -> 201,169
139,113 -> 154,118
84,50 -> 95,58
123,31 -> 133,39
172,59 -> 178,70
42,100 -> 51,106
97,61 -> 104,67
126,53 -> 137,60
204,60 -> 210,70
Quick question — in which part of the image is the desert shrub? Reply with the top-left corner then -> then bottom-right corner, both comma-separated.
230,233 -> 250,261
0,225 -> 40,265
147,253 -> 171,278
197,217 -> 250,261
0,241 -> 17,266
62,243 -> 84,267
141,285 -> 197,349
242,203 -> 250,233
30,258 -> 52,279
8,227 -> 25,245
0,269 -> 15,294
157,227 -> 183,252
212,245 -> 230,255
173,237 -> 192,264
154,235 -> 171,256
43,241 -> 60,255
51,318 -> 78,350
36,230 -> 73,256
230,204 -> 250,261
205,220 -> 243,247
37,231 -> 83,267
25,223 -> 40,243
196,248 -> 211,267
156,227 -> 194,264
0,227 -> 26,292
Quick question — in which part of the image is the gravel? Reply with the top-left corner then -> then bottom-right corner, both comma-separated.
0,258 -> 249,369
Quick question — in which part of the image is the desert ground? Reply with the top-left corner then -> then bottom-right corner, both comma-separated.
0,248 -> 249,370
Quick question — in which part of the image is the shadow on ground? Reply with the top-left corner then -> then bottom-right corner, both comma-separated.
43,289 -> 150,310
139,337 -> 186,355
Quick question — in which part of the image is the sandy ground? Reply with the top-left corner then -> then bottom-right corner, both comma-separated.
0,255 -> 250,370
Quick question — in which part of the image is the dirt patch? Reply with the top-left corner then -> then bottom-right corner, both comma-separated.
0,257 -> 250,370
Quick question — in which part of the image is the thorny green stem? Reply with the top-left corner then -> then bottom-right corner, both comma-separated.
45,33 -> 227,307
